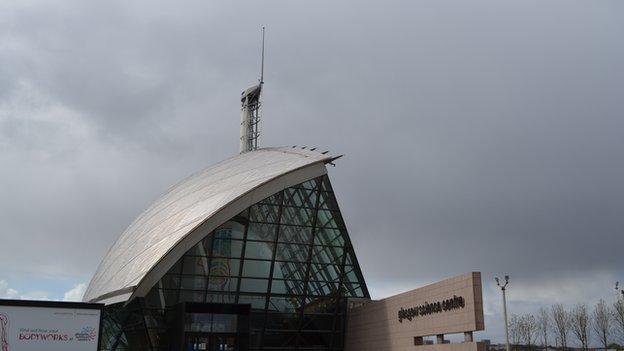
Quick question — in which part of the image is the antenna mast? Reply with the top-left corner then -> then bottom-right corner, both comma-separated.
239,27 -> 265,153
260,26 -> 265,84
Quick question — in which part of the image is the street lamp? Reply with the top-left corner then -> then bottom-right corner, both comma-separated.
496,275 -> 510,351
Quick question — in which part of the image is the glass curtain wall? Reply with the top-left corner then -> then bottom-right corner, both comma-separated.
99,175 -> 369,351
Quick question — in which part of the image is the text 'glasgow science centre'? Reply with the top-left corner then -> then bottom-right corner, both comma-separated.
398,295 -> 466,323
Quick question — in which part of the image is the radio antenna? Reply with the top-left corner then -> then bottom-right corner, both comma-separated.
260,26 -> 265,84
239,26 -> 266,153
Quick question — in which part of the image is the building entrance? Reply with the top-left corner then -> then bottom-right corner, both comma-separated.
171,302 -> 250,351
185,332 -> 236,351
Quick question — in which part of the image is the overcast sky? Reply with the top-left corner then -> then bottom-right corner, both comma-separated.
1,0 -> 623,344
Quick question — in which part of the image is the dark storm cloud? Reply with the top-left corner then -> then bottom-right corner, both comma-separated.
1,0 -> 623,340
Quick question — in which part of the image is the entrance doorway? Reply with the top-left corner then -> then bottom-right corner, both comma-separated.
185,333 -> 236,351
171,302 -> 250,351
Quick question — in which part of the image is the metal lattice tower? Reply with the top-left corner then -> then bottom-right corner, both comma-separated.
239,27 -> 265,153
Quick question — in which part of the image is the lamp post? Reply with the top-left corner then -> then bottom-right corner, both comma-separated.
496,275 -> 510,351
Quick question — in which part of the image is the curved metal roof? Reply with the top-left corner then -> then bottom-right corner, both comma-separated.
84,147 -> 335,304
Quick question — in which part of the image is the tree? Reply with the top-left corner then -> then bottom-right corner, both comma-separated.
520,314 -> 538,350
510,314 -> 523,350
593,299 -> 611,349
552,304 -> 570,351
571,303 -> 591,351
538,307 -> 550,349
615,298 -> 624,344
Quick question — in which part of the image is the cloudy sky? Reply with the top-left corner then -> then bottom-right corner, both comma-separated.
1,0 -> 623,344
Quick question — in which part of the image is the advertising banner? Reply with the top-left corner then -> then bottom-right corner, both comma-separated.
0,301 -> 101,351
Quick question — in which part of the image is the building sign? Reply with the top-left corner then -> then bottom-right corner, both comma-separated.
344,272 -> 485,351
398,295 -> 465,322
0,300 -> 101,351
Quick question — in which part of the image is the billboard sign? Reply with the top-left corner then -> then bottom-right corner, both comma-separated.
0,300 -> 102,351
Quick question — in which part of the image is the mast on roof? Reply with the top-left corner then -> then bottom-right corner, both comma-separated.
239,26 -> 265,153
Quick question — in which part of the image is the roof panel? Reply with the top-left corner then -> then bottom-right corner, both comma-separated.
83,147 -> 333,303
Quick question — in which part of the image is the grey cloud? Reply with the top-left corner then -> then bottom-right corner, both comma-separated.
1,0 -> 623,342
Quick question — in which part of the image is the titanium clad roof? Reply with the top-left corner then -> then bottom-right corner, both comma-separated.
84,147 -> 335,303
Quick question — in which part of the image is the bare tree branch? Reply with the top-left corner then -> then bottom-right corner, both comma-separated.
538,307 -> 550,349
521,314 -> 538,350
571,303 -> 591,351
614,298 -> 624,344
510,314 -> 523,350
593,299 -> 611,349
552,304 -> 571,351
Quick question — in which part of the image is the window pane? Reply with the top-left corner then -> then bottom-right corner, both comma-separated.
211,238 -> 243,258
273,261 -> 307,281
207,276 -> 238,292
247,223 -> 277,241
242,259 -> 272,278
311,246 -> 344,265
281,206 -> 315,226
309,264 -> 341,282
239,278 -> 269,293
344,253 -> 355,266
319,176 -> 333,192
297,178 -> 318,190
271,279 -> 306,295
345,269 -> 359,283
275,243 -> 310,262
186,240 -> 210,256
209,258 -> 239,277
344,284 -> 365,297
318,191 -> 339,211
213,224 -> 245,240
307,281 -> 338,296
283,188 -> 317,208
244,241 -> 274,260
258,192 -> 282,205
316,210 -> 342,229
314,228 -> 344,247
250,203 -> 280,223
279,226 -> 312,245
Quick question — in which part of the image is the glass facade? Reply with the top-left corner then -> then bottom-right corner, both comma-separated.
99,175 -> 369,351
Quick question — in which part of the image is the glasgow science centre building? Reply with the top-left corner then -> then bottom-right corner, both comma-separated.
82,61 -> 485,351
85,145 -> 369,351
